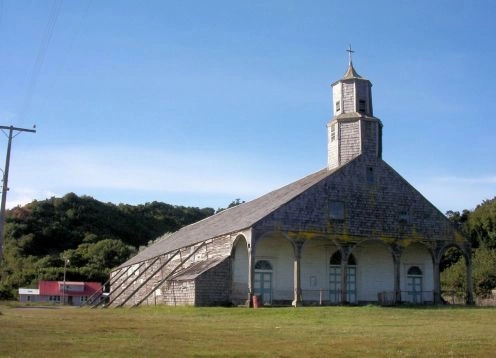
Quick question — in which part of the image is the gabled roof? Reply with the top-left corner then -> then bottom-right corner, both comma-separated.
118,166 -> 340,268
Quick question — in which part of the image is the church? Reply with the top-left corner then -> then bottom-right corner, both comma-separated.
108,51 -> 473,307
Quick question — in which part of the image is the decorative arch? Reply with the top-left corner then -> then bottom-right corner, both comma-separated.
231,234 -> 249,305
437,242 -> 474,305
437,242 -> 470,264
230,234 -> 249,257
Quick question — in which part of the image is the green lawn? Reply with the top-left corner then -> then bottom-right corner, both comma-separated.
0,303 -> 494,357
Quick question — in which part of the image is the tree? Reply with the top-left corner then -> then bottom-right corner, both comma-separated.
467,197 -> 496,249
216,199 -> 245,213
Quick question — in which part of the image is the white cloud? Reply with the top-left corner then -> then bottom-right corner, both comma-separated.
415,175 -> 496,213
5,145 -> 293,208
433,176 -> 496,185
7,188 -> 59,208
9,145 -> 493,213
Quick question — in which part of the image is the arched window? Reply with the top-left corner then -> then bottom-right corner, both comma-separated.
329,251 -> 356,265
330,250 -> 341,265
407,266 -> 422,276
255,260 -> 272,270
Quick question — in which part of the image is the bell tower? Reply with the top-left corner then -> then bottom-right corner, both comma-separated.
327,46 -> 382,170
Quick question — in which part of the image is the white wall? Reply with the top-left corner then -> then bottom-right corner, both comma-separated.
231,237 -> 249,302
301,239 -> 338,301
354,240 -> 394,302
255,235 -> 294,301
401,243 -> 434,302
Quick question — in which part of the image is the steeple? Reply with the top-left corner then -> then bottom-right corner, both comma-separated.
327,47 -> 382,170
343,44 -> 362,79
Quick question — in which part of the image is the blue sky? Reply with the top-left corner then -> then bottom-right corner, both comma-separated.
0,0 -> 495,213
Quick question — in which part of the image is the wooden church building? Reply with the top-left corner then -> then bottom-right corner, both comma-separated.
108,52 -> 473,307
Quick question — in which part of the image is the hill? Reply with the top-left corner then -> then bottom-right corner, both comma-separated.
0,193 -> 214,298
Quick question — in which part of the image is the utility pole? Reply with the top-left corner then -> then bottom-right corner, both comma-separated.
0,125 -> 36,261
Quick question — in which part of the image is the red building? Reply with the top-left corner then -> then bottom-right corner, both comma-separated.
18,280 -> 102,306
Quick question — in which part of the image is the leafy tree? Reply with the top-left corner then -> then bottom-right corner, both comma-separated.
216,198 -> 245,213
467,197 -> 496,249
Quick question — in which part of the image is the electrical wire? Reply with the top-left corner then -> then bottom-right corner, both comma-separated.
18,0 -> 63,124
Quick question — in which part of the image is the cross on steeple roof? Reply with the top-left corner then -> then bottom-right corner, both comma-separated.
347,44 -> 355,65
342,44 -> 361,80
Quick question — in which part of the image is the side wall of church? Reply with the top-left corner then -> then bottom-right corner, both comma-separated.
109,234 -> 235,307
162,280 -> 196,306
195,259 -> 231,306
159,259 -> 231,306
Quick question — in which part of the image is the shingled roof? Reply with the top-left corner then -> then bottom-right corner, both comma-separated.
118,166 -> 339,268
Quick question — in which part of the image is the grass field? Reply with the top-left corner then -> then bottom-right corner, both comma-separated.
0,303 -> 495,357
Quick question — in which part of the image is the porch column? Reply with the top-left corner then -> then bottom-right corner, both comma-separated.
433,256 -> 441,305
292,240 -> 304,307
246,243 -> 255,307
340,246 -> 351,304
392,249 -> 402,304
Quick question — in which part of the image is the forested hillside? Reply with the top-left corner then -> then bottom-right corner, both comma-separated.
0,193 -> 214,299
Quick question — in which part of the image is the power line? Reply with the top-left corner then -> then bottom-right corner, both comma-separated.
18,0 -> 63,123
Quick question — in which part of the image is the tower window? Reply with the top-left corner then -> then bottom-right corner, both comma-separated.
359,99 -> 366,113
329,201 -> 345,220
335,101 -> 341,112
330,124 -> 336,142
399,209 -> 410,224
366,167 -> 374,184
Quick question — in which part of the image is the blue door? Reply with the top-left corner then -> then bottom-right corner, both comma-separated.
329,251 -> 357,304
254,260 -> 273,305
407,266 -> 423,304
329,265 -> 341,303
